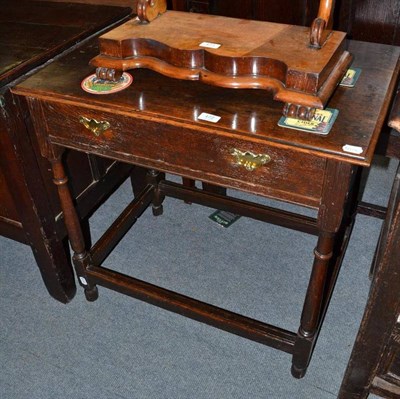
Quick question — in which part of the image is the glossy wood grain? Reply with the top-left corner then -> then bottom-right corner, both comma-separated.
91,10 -> 351,118
14,40 -> 400,167
35,100 -> 326,207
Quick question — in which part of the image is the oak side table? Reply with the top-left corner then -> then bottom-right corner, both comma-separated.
12,40 -> 400,377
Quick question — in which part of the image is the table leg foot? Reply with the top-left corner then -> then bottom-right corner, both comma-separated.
292,232 -> 335,377
291,330 -> 314,379
84,285 -> 99,302
95,67 -> 122,82
73,252 -> 99,300
283,103 -> 316,121
152,204 -> 164,216
291,363 -> 307,379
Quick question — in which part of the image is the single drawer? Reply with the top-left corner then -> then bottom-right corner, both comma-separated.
41,101 -> 325,207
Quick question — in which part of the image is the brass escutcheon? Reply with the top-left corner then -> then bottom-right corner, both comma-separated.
79,116 -> 111,136
231,148 -> 271,171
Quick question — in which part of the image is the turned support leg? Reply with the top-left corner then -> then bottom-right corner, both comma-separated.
95,67 -> 122,82
50,155 -> 98,301
283,103 -> 316,121
291,231 -> 335,378
291,160 -> 354,378
146,169 -> 165,216
301,232 -> 335,336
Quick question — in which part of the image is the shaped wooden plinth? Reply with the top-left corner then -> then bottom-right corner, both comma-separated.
90,11 -> 352,120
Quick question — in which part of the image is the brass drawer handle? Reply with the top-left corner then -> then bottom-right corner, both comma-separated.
79,116 -> 111,136
231,148 -> 271,171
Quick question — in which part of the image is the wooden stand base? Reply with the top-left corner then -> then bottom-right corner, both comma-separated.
91,11 -> 352,120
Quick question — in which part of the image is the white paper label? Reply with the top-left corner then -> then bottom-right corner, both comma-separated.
342,144 -> 363,155
79,276 -> 88,285
198,112 -> 221,123
199,41 -> 221,49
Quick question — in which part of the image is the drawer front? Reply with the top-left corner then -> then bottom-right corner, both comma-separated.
41,101 -> 325,207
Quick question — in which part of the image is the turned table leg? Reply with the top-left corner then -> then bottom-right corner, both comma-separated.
292,160 -> 356,378
147,169 -> 165,216
50,153 -> 98,301
292,231 -> 335,378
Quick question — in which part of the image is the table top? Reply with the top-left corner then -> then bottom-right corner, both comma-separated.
13,38 -> 400,166
0,0 -> 131,88
99,10 -> 346,77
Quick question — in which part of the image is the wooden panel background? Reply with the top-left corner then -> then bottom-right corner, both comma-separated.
35,0 -> 400,45
174,0 -> 400,45
348,0 -> 400,45
37,0 -> 136,7
33,0 -> 400,45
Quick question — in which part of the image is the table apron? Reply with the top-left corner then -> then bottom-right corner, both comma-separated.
37,100 -> 326,209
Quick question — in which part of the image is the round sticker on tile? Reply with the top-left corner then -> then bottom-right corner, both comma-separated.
81,72 -> 133,95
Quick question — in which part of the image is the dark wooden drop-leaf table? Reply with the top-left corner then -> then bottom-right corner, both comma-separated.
12,39 -> 400,378
0,1 -> 134,303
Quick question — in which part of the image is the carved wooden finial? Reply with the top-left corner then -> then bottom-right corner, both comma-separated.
137,0 -> 167,23
310,0 -> 335,48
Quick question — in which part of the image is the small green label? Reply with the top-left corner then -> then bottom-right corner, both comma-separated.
340,67 -> 362,88
209,210 -> 241,228
278,108 -> 339,135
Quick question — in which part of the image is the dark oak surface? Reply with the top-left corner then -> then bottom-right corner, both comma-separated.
93,0 -> 348,120
92,10 -> 351,120
12,37 -> 400,378
14,40 -> 400,168
0,1 -> 132,303
0,0 -> 132,87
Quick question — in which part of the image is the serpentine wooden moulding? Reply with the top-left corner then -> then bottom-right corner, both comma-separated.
91,0 -> 351,120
